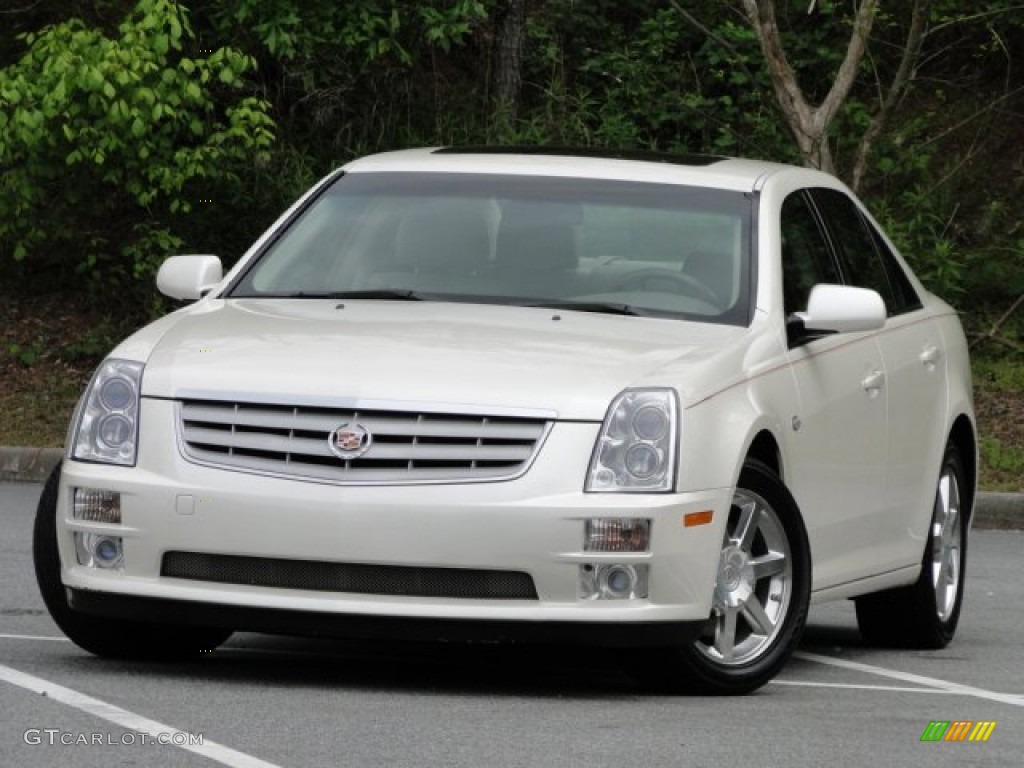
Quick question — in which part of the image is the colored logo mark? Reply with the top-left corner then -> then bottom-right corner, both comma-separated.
920,720 -> 996,742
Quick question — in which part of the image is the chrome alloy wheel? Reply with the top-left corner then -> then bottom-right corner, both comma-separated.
932,465 -> 962,623
696,489 -> 793,666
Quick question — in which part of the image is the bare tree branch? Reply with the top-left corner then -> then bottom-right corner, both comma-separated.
970,293 -> 1024,351
851,0 -> 931,192
919,83 -> 1024,148
816,0 -> 879,131
0,0 -> 44,14
929,5 -> 1024,35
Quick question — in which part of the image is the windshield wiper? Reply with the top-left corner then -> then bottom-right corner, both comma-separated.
268,289 -> 427,300
526,300 -> 647,316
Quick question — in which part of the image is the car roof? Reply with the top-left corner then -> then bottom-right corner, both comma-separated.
340,147 -> 822,193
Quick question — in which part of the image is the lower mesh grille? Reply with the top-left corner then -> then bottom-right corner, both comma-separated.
161,551 -> 538,600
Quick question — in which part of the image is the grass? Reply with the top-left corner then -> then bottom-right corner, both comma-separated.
0,372 -> 85,447
1,291 -> 122,448
972,357 -> 1024,492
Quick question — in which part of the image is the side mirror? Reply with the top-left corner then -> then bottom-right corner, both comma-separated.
156,255 -> 223,301
787,283 -> 886,347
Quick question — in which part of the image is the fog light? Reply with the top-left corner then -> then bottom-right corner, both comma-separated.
73,488 -> 121,524
74,532 -> 124,569
585,518 -> 650,552
578,563 -> 649,600
604,566 -> 632,595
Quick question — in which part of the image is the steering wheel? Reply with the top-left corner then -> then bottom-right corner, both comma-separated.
609,268 -> 721,307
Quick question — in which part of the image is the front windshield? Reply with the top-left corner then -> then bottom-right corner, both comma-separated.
230,172 -> 753,325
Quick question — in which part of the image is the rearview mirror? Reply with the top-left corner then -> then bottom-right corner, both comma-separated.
787,283 -> 885,346
156,255 -> 223,301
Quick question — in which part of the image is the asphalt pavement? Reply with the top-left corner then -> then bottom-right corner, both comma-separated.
1,480 -> 1023,767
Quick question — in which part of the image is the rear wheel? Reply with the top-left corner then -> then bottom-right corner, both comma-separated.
633,459 -> 811,695
33,462 -> 232,660
855,442 -> 968,648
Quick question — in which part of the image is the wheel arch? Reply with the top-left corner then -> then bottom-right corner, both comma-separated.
948,413 -> 978,525
745,430 -> 783,480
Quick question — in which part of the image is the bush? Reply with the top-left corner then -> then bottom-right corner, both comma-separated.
0,0 -> 274,304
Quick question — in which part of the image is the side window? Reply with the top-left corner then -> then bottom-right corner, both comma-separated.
810,188 -> 897,312
780,191 -> 841,315
867,224 -> 922,313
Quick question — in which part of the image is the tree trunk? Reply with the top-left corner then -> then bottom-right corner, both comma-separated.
740,0 -> 879,175
493,0 -> 527,122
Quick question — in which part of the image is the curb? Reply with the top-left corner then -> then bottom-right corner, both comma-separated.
0,446 -> 65,484
973,492 -> 1024,531
2,445 -> 1022,529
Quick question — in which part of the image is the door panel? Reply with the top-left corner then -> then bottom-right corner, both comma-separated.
786,334 -> 889,589
778,188 -> 891,590
876,314 -> 948,566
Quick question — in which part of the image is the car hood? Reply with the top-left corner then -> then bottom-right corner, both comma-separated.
136,300 -> 750,420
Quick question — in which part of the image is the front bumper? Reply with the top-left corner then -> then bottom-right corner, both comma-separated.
57,399 -> 732,643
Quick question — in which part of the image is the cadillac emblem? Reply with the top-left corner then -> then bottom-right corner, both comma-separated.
328,422 -> 372,460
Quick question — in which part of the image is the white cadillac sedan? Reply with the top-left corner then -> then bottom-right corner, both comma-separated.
34,148 -> 976,694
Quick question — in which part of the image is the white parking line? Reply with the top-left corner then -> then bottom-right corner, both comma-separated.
772,680 -> 960,694
0,633 -> 69,642
0,664 -> 282,768
796,651 -> 1024,707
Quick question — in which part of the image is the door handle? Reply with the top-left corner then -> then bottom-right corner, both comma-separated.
862,370 -> 885,396
920,345 -> 941,371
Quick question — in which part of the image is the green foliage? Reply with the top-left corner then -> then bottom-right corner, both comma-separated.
505,2 -> 799,158
979,436 -> 1024,491
0,0 -> 275,297
871,185 -> 965,302
60,329 -> 117,362
974,359 -> 1024,391
221,0 -> 487,65
222,0 -> 411,63
198,0 -> 489,166
7,342 -> 45,368
420,1 -> 487,53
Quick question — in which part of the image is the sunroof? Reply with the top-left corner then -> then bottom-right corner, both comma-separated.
433,146 -> 726,167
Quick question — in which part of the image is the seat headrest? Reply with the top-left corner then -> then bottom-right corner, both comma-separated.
395,201 -> 491,270
495,200 -> 580,270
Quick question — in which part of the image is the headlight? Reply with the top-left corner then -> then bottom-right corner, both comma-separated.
72,359 -> 144,466
586,388 -> 678,492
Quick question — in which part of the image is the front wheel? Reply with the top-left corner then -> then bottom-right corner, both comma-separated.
33,462 -> 232,660
855,442 -> 968,648
633,459 -> 811,695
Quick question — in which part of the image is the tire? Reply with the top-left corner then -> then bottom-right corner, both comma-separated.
33,462 -> 232,660
855,442 -> 968,649
633,459 -> 811,695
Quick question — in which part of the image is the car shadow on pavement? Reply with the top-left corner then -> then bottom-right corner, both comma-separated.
56,633 -> 654,700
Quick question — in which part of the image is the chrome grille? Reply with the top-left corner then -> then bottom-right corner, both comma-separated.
177,400 -> 549,484
161,551 -> 539,600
